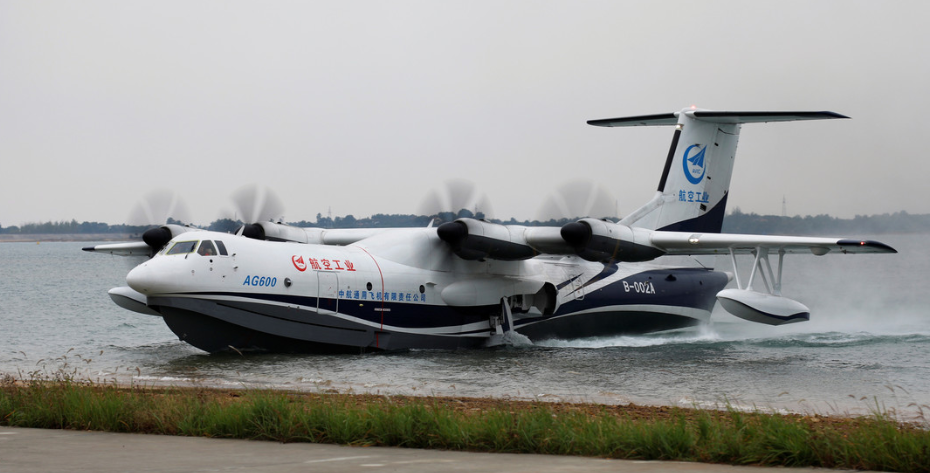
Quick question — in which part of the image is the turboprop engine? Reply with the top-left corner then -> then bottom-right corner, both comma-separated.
240,221 -> 312,243
437,217 -> 668,263
437,218 -> 538,261
559,218 -> 665,263
141,224 -> 196,255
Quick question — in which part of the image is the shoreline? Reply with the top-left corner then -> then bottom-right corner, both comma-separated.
1,379 -> 864,427
0,233 -> 135,243
6,369 -> 918,425
105,383 -> 892,429
3,379 -> 928,471
11,362 -> 904,422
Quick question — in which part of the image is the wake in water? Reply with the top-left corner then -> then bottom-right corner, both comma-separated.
486,330 -> 534,348
528,307 -> 930,350
534,324 -> 721,349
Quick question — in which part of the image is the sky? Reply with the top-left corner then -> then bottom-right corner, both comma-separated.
1,0 -> 928,227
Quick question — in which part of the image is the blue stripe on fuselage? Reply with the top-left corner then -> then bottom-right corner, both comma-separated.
177,267 -> 726,331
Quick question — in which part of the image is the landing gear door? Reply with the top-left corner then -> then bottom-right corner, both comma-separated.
317,271 -> 339,314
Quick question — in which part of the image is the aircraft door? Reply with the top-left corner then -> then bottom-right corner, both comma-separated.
570,274 -> 585,301
317,272 -> 339,314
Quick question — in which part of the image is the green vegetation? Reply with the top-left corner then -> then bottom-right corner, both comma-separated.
2,373 -> 928,472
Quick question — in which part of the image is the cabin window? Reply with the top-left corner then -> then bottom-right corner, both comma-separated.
197,240 -> 218,256
166,241 -> 198,255
215,240 -> 228,256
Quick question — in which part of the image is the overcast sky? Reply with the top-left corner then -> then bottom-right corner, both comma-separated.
1,1 -> 927,226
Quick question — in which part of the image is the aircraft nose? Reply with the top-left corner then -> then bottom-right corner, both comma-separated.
126,262 -> 155,294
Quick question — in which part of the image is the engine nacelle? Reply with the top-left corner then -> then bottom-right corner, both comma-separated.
716,289 -> 810,325
142,224 -> 196,255
560,218 -> 665,263
241,221 -> 312,243
437,218 -> 537,261
440,278 -> 557,315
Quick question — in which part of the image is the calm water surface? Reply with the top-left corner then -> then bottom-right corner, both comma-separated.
1,235 -> 928,419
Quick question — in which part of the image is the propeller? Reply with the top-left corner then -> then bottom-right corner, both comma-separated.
221,184 -> 287,240
127,190 -> 192,228
417,179 -> 494,270
535,179 -> 618,223
127,190 -> 194,255
230,185 -> 285,224
418,179 -> 494,223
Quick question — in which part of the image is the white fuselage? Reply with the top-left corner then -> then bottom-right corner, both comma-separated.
124,229 -> 727,353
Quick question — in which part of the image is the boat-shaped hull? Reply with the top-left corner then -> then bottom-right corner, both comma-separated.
148,268 -> 727,353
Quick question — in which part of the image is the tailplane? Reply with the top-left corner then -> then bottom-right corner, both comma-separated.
589,109 -> 847,233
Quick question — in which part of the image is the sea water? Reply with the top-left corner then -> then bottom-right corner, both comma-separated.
1,235 -> 928,419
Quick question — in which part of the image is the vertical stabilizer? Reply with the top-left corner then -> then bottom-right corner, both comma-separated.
588,109 -> 847,233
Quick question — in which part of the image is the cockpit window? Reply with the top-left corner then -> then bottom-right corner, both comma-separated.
166,240 -> 198,255
197,240 -> 218,256
215,240 -> 228,256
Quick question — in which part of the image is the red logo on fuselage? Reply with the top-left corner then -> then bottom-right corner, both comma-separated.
292,255 -> 307,271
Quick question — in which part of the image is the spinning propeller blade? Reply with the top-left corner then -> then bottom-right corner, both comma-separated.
127,190 -> 192,227
419,179 -> 494,223
85,190 -> 194,257
129,190 -> 194,254
230,185 -> 285,224
536,179 -> 617,222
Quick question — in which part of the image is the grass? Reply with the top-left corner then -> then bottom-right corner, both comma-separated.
1,372 -> 929,472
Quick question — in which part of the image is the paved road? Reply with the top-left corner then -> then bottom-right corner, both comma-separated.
0,426 -> 863,473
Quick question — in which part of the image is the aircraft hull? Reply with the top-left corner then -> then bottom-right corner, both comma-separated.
147,267 -> 727,353
158,304 -> 708,354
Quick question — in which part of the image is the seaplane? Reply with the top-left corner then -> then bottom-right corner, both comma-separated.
84,108 -> 897,353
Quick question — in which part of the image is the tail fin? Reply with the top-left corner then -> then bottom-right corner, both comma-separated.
589,109 -> 847,233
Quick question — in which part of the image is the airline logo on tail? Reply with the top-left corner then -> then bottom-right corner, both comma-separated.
682,145 -> 706,184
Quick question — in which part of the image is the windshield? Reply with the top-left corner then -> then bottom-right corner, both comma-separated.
166,240 -> 198,255
197,240 -> 218,256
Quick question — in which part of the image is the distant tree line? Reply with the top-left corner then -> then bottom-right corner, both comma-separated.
2,209 -> 928,235
290,210 -> 579,229
0,220 -> 147,235
0,218 -> 187,235
721,208 -> 930,235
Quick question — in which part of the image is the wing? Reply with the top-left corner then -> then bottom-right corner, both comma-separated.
82,224 -> 199,257
431,217 -> 898,262
82,241 -> 154,256
649,231 -> 897,256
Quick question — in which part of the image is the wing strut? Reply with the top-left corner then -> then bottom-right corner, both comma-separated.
731,247 -> 786,296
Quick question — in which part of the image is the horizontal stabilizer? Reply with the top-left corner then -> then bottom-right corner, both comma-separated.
588,110 -> 848,127
687,110 -> 848,124
587,113 -> 679,127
